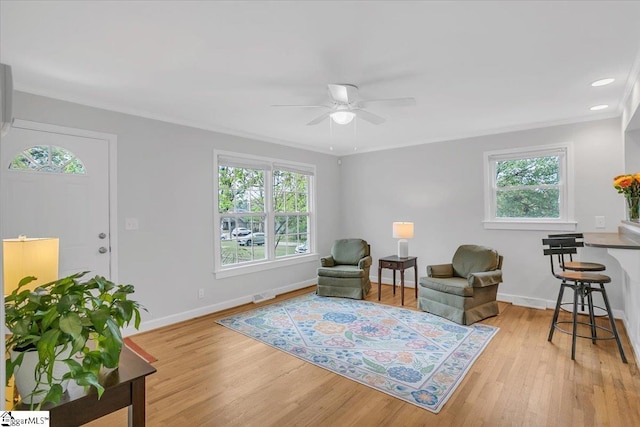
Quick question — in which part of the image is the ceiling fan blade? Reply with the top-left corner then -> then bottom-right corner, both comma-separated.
357,97 -> 416,108
271,104 -> 329,108
306,111 -> 333,126
355,109 -> 386,125
328,84 -> 358,104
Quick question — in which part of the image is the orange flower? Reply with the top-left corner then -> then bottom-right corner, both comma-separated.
614,175 -> 634,188
613,172 -> 640,198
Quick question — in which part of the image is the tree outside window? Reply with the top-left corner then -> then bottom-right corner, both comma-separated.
216,153 -> 314,270
495,155 -> 560,218
484,144 -> 573,230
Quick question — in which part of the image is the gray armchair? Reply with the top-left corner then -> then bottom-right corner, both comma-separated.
317,238 -> 372,299
418,244 -> 503,325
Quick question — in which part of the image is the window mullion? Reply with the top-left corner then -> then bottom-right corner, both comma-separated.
265,168 -> 275,261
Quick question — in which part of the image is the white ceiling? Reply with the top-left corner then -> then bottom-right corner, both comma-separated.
2,1 -> 640,156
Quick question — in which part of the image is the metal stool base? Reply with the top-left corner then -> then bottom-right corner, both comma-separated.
548,281 -> 627,363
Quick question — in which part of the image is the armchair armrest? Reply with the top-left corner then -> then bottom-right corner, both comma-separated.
321,256 -> 335,267
358,255 -> 372,269
427,264 -> 454,278
468,270 -> 503,287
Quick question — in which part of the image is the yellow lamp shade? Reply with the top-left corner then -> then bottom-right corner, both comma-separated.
3,237 -> 59,295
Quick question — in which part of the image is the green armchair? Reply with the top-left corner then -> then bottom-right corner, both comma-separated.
418,244 -> 503,325
317,238 -> 372,299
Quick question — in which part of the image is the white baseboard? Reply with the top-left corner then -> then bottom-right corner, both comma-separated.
122,278 -> 316,337
497,291 -> 625,319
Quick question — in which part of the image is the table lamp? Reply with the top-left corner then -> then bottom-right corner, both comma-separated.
3,236 -> 59,295
392,222 -> 414,258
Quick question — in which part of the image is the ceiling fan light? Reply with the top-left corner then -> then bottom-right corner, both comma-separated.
330,111 -> 355,125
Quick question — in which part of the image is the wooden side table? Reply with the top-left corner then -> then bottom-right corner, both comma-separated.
16,347 -> 156,426
378,255 -> 418,305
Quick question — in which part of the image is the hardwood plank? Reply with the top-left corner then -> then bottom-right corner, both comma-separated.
84,283 -> 640,426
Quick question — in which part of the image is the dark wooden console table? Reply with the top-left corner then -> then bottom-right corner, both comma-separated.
16,346 -> 156,426
378,255 -> 418,305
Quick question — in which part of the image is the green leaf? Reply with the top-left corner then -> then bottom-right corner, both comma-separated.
5,352 -> 25,384
39,383 -> 64,408
345,330 -> 354,341
37,329 -> 61,364
59,312 -> 83,338
73,371 -> 105,399
362,357 -> 387,374
41,306 -> 60,331
89,306 -> 110,333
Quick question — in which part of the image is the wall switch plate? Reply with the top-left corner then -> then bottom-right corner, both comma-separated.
125,217 -> 139,230
198,288 -> 205,299
595,216 -> 605,229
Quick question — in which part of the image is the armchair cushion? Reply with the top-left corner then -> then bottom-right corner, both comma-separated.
452,245 -> 500,278
332,239 -> 368,265
317,265 -> 366,278
419,276 -> 473,297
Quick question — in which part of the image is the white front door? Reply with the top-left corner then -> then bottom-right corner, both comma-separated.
1,124 -> 112,278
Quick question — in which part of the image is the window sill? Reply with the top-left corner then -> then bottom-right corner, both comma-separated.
214,253 -> 319,279
483,220 -> 577,231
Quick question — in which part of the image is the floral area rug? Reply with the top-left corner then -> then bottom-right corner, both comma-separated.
216,293 -> 498,413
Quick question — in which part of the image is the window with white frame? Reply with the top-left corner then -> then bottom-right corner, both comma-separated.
484,143 -> 575,230
215,152 -> 314,274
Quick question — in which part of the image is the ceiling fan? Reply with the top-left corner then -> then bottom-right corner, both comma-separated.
272,83 -> 416,126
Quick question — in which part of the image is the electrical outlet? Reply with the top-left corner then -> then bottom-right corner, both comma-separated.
595,216 -> 605,229
198,288 -> 205,299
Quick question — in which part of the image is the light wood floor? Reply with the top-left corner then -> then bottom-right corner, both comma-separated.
87,284 -> 639,427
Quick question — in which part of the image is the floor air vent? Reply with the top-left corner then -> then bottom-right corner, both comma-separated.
252,291 -> 275,303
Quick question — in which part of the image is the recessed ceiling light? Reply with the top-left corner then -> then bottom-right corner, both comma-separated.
591,78 -> 615,87
590,104 -> 609,111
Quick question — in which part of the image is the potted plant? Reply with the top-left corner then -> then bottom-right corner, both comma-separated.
5,271 -> 145,409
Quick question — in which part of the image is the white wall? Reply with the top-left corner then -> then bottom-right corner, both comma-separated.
340,118 -> 627,311
6,92 -> 631,330
10,92 -> 343,331
625,130 -> 640,172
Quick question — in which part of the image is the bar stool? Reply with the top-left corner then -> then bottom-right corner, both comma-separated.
547,233 -> 606,272
546,233 -> 606,313
542,238 -> 627,363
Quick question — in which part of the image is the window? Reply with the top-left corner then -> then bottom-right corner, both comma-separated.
483,143 -> 575,231
215,151 -> 314,276
8,145 -> 86,174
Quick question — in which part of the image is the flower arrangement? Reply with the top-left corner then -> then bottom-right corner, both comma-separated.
613,173 -> 640,220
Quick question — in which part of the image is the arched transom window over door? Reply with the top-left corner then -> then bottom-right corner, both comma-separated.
8,145 -> 86,174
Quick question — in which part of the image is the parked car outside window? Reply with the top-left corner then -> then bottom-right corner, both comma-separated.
231,227 -> 251,237
295,242 -> 308,253
238,232 -> 265,246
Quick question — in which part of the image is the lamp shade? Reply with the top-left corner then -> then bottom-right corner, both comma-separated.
3,237 -> 59,295
392,222 -> 414,239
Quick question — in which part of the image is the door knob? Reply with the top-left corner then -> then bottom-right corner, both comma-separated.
98,232 -> 107,239
98,247 -> 108,254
